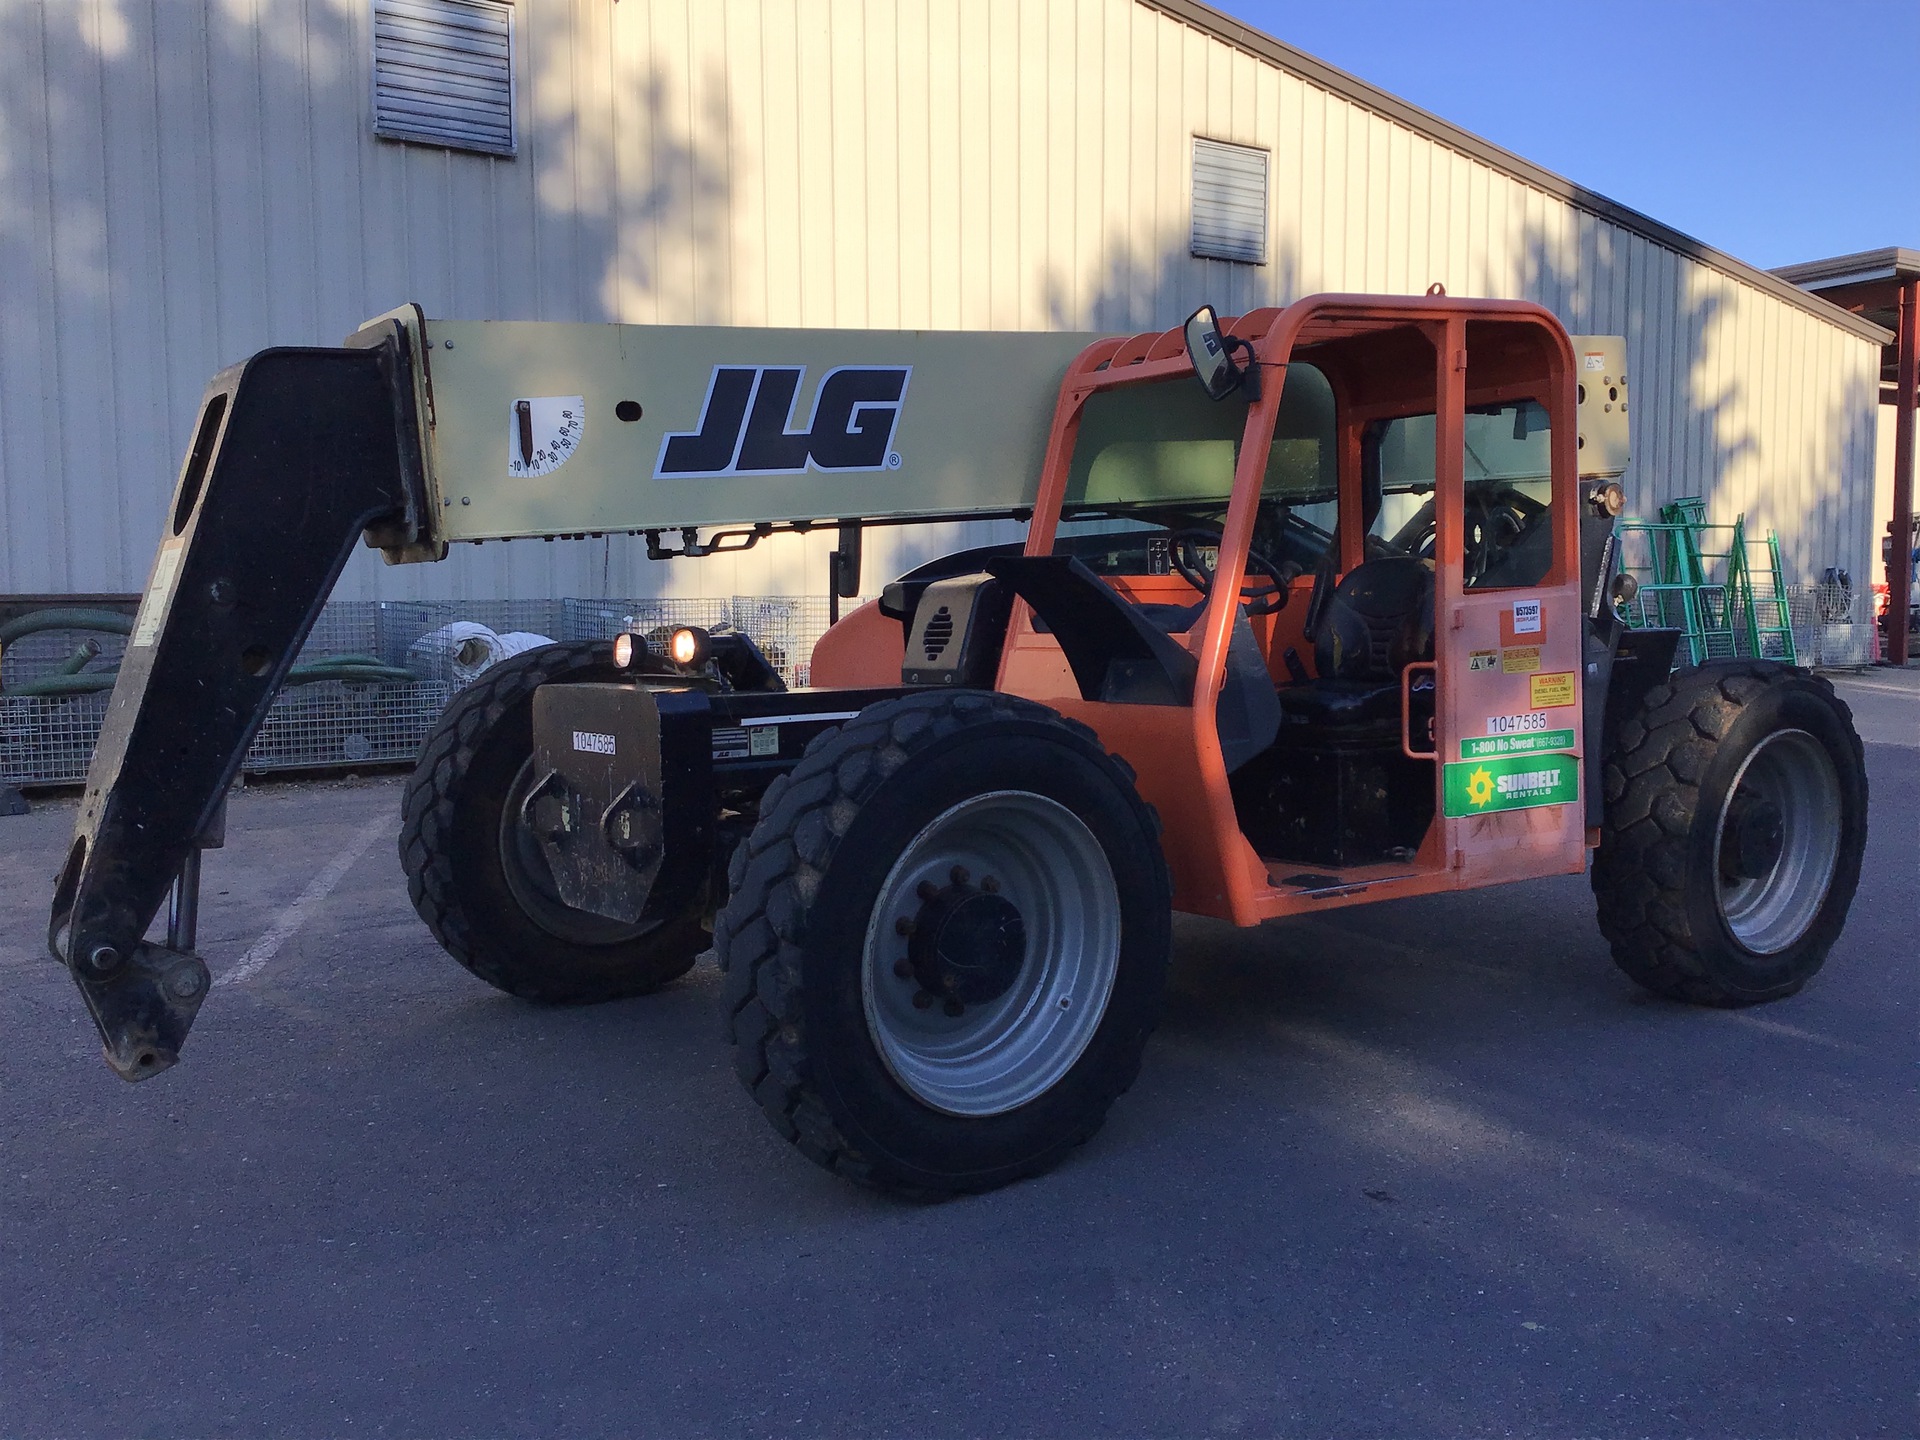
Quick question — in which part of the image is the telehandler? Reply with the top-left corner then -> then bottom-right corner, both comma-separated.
48,292 -> 1867,1194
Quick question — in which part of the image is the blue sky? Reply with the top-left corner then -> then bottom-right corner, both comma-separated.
1212,0 -> 1918,270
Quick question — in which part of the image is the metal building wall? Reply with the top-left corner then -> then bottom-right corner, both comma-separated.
0,0 -> 1884,606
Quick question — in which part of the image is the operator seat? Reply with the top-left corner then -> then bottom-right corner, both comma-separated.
1276,555 -> 1435,733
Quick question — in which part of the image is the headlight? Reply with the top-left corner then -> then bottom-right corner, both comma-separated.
612,632 -> 636,668
1609,572 -> 1640,616
1590,482 -> 1626,517
668,626 -> 709,668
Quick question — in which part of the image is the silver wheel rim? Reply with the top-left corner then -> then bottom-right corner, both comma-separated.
861,791 -> 1121,1117
1712,728 -> 1841,955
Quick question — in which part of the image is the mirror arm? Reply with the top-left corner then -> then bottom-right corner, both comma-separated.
1228,337 -> 1261,401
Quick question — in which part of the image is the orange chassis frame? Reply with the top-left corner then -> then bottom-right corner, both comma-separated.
816,293 -> 1591,927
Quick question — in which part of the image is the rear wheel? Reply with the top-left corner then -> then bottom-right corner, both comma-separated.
715,691 -> 1171,1195
400,640 -> 706,1002
1591,660 -> 1867,1006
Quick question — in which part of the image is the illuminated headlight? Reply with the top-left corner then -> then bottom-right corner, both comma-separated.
669,626 -> 709,668
1590,482 -> 1626,517
612,632 -> 636,668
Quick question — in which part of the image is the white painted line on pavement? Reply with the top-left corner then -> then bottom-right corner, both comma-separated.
214,814 -> 390,988
1830,679 -> 1920,698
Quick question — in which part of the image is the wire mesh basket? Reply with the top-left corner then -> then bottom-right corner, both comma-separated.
0,593 -> 868,786
1787,584 -> 1876,669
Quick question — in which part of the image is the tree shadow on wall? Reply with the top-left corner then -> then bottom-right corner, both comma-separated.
0,1 -> 735,599
1032,213 -> 1870,585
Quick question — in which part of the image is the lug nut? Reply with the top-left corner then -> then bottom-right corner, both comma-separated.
916,880 -> 940,902
911,990 -> 935,1010
942,998 -> 965,1018
949,865 -> 970,886
894,916 -> 914,936
893,959 -> 912,979
980,875 -> 1000,894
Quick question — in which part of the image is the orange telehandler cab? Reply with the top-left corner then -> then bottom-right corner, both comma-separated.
818,296 -> 1608,919
48,293 -> 1868,1196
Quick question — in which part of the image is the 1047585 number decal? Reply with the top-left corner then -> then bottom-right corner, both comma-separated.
1486,711 -> 1549,735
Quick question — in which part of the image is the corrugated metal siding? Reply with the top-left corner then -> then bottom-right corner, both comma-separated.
0,0 -> 1882,606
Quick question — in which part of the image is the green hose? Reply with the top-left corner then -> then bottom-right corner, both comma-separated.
0,608 -> 133,647
9,661 -> 419,698
287,659 -> 419,685
57,639 -> 103,676
4,673 -> 117,697
1,609 -> 132,697
2,605 -> 427,698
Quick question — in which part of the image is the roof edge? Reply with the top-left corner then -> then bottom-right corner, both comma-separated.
1139,0 -> 1893,348
1772,247 -> 1920,289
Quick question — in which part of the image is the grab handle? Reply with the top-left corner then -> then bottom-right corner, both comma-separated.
1401,662 -> 1437,760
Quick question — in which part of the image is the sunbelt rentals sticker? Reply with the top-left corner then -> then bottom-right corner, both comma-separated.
1443,753 -> 1579,817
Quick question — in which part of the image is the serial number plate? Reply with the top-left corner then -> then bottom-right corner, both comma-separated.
572,730 -> 617,755
1485,711 -> 1550,735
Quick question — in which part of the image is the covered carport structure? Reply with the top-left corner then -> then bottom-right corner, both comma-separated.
1776,247 -> 1919,664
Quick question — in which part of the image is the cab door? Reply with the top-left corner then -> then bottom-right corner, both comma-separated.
1432,328 -> 1588,883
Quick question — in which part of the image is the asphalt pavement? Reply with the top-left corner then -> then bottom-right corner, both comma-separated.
2,673 -> 1912,1437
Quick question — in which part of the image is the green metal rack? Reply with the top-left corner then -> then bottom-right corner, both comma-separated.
1616,497 -> 1796,666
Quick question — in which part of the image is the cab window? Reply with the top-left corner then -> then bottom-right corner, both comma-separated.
1366,399 -> 1554,590
1060,362 -> 1338,576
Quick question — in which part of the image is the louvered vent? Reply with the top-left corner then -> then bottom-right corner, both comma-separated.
1190,138 -> 1268,264
921,606 -> 955,662
373,0 -> 516,157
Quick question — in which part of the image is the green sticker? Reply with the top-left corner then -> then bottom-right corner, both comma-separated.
1444,752 -> 1580,817
1461,728 -> 1576,759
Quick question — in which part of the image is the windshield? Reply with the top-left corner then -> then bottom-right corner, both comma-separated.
1064,362 -> 1335,509
1057,363 -> 1338,575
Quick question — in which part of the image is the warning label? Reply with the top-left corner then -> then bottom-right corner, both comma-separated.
1530,671 -> 1576,709
1501,646 -> 1542,674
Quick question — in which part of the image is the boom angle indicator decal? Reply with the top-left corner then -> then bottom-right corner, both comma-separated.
508,396 -> 586,479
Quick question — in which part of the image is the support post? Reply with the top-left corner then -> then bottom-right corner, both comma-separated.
1889,280 -> 1916,666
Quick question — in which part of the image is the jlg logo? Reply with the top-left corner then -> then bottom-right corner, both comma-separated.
654,365 -> 911,478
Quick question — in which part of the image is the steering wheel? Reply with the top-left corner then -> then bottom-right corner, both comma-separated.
1301,546 -> 1338,643
1463,486 -> 1539,585
1168,528 -> 1296,616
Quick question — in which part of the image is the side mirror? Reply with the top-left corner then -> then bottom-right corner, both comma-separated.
1183,304 -> 1258,401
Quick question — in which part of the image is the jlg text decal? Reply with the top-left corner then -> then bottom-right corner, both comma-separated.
656,365 -> 911,478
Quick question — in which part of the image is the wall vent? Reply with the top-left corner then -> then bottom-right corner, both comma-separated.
373,0 -> 516,157
1190,138 -> 1268,264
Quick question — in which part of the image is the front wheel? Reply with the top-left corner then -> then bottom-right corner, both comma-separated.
715,691 -> 1171,1195
400,640 -> 707,1003
1591,660 -> 1868,1006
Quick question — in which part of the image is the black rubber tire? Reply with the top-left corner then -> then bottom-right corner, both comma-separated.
399,639 -> 706,1003
714,690 -> 1171,1196
1591,659 -> 1867,1006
